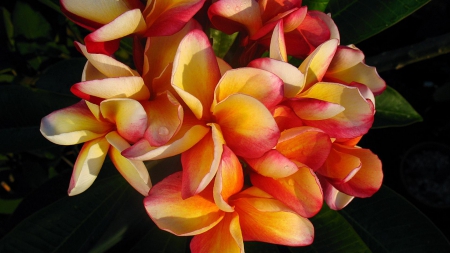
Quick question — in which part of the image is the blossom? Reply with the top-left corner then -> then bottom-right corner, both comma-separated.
60,0 -> 205,55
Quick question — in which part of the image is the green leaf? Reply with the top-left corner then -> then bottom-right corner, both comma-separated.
302,0 -> 330,12
13,1 -> 51,40
0,85 -> 79,153
0,198 -> 22,214
326,0 -> 431,44
341,186 -> 450,252
128,226 -> 189,253
210,28 -> 238,59
0,174 -> 129,253
373,86 -> 423,128
1,7 -> 15,51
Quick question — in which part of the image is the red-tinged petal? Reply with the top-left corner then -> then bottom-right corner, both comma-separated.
250,166 -> 323,217
123,115 -> 210,160
213,145 -> 244,212
330,144 -> 383,197
299,82 -> 374,138
288,97 -> 344,120
144,172 -> 224,236
213,94 -> 280,158
100,98 -> 147,143
76,42 -> 137,78
68,137 -> 110,196
208,0 -> 262,36
348,81 -> 376,106
191,212 -> 244,253
143,92 -> 183,146
308,11 -> 339,40
259,0 -> 302,23
181,124 -> 224,199
143,19 -> 202,88
60,0 -> 143,29
273,105 -> 303,131
233,188 -> 314,246
172,30 -> 221,120
269,20 -> 287,62
40,100 -> 113,145
213,67 -> 284,109
248,58 -> 304,98
336,136 -> 363,147
106,131 -> 151,196
245,149 -> 298,178
253,7 -> 306,42
71,76 -> 150,104
326,46 -> 365,73
276,126 -> 332,171
298,39 -> 338,89
83,9 -> 146,55
317,147 -> 362,183
143,0 -> 205,36
319,175 -> 354,210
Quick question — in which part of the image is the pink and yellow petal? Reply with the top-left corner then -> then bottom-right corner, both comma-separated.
250,166 -> 323,218
272,105 -> 303,131
100,98 -> 147,144
316,147 -> 361,184
248,58 -> 304,98
68,137 -> 110,196
213,145 -> 244,212
245,149 -> 298,178
287,98 -> 344,120
233,188 -> 314,246
269,20 -> 287,62
144,172 -> 224,236
319,176 -> 354,210
276,126 -> 332,171
214,67 -> 284,109
106,131 -> 151,196
172,30 -> 221,120
190,212 -> 244,253
181,124 -> 224,199
40,100 -> 113,145
213,94 -> 280,158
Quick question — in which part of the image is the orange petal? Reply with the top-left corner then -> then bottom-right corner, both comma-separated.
250,166 -> 323,218
144,172 -> 224,236
213,145 -> 244,212
172,30 -> 221,120
272,105 -> 303,131
213,67 -> 284,109
143,92 -> 183,146
181,124 -> 224,199
317,146 -> 362,183
233,187 -> 314,246
106,131 -> 151,196
190,212 -> 244,253
245,149 -> 298,178
213,94 -> 280,158
68,137 -> 110,196
276,126 -> 332,171
287,97 -> 345,120
40,100 -> 113,145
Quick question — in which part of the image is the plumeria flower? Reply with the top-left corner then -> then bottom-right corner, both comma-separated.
61,0 -> 205,55
208,0 -> 338,64
125,29 -> 284,204
317,137 -> 383,210
145,170 -> 315,253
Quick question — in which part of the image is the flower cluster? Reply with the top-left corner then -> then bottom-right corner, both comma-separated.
40,0 -> 385,251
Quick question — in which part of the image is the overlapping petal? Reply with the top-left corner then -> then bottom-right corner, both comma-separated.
319,175 -> 354,210
272,105 -> 304,131
245,149 -> 298,178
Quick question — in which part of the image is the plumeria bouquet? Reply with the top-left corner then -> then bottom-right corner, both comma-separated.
1,0 -> 449,252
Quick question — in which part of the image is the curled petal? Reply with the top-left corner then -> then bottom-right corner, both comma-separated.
213,94 -> 280,158
190,212 -> 244,253
317,147 -> 361,183
40,100 -> 113,145
213,145 -> 244,212
172,30 -> 221,120
245,149 -> 298,178
214,67 -> 284,109
233,187 -> 314,246
269,20 -> 287,62
68,137 -> 110,196
106,131 -> 151,196
319,175 -> 354,210
76,42 -> 137,79
208,0 -> 262,36
100,98 -> 147,143
276,126 -> 332,171
250,166 -> 323,217
143,0 -> 205,36
181,124 -> 224,199
308,11 -> 339,41
287,98 -> 345,120
144,172 -> 224,236
272,105 -> 303,131
143,92 -> 183,146
71,76 -> 150,104
248,58 -> 304,98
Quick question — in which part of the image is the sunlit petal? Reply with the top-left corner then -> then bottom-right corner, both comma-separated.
287,98 -> 345,120
245,149 -> 298,178
272,105 -> 303,131
269,20 -> 287,62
